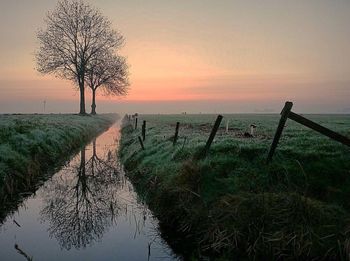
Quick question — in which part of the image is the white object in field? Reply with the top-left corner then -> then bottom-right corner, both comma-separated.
226,120 -> 229,134
250,124 -> 257,136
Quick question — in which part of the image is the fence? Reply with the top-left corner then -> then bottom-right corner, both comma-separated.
267,101 -> 350,163
126,103 -> 350,162
128,114 -> 224,157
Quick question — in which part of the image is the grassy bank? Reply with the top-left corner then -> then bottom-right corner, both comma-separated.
0,113 -> 118,222
119,114 -> 350,260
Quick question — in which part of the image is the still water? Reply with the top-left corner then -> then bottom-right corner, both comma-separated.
0,123 -> 179,260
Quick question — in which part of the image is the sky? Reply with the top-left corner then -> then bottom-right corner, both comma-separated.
0,0 -> 349,114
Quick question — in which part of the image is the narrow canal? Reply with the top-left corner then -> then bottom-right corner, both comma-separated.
0,122 -> 179,260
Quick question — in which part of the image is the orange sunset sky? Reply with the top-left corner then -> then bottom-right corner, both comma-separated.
0,0 -> 349,113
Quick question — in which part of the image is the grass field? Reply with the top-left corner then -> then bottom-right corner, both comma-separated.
119,113 -> 350,260
0,113 -> 118,222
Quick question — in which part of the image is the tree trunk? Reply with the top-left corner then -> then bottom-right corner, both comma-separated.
91,89 -> 96,115
79,148 -> 87,194
79,79 -> 86,115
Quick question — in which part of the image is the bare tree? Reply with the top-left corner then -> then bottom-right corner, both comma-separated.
86,52 -> 129,114
36,0 -> 124,114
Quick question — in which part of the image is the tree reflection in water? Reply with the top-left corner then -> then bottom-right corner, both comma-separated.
40,138 -> 136,250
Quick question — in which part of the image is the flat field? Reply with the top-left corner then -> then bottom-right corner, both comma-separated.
120,113 -> 350,259
0,114 -> 118,179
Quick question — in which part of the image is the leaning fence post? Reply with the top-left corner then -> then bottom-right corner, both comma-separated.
267,101 -> 293,163
134,117 -> 138,130
138,136 -> 145,150
202,115 -> 223,157
173,122 -> 180,146
142,120 -> 146,141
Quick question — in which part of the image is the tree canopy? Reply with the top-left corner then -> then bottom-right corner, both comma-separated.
36,0 -> 124,114
86,52 -> 129,114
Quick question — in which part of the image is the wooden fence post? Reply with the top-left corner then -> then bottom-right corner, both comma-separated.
267,101 -> 293,163
202,115 -> 223,156
182,137 -> 187,150
142,120 -> 146,141
287,112 -> 350,147
134,117 -> 138,130
138,136 -> 145,150
173,122 -> 180,146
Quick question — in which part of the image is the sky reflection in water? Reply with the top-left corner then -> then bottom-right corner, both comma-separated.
0,123 -> 178,260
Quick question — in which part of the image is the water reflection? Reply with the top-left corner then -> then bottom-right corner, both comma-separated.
41,133 -> 141,250
0,125 -> 178,260
40,138 -> 124,249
